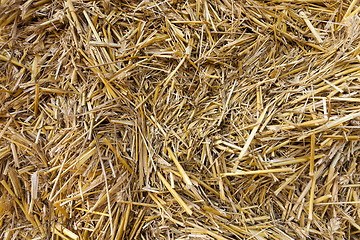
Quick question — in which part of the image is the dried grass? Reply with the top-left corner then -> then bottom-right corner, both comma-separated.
1,0 -> 360,239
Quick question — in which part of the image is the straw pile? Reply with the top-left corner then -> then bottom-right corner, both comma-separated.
1,0 -> 360,239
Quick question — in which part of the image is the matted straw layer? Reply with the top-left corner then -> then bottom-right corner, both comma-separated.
1,0 -> 360,239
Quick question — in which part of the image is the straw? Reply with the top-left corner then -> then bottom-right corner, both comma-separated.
1,0 -> 360,239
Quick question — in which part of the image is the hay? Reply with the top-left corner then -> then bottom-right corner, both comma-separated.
1,0 -> 360,239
